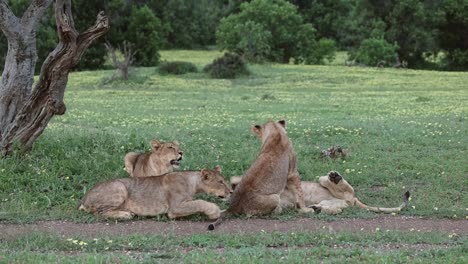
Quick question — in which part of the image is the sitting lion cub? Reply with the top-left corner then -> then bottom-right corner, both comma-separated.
78,166 -> 232,220
231,171 -> 410,214
124,139 -> 183,177
208,120 -> 313,230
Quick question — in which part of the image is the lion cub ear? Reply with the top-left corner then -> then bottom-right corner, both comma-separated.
150,140 -> 162,151
201,169 -> 210,180
214,165 -> 222,173
172,140 -> 179,146
251,124 -> 262,137
278,120 -> 286,128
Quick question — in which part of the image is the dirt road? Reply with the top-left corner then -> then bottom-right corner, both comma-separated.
1,216 -> 466,239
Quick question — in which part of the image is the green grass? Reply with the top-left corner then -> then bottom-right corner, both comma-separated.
1,231 -> 466,263
0,49 -> 467,262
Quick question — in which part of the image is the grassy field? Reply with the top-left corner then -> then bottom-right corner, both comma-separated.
0,50 -> 467,262
1,231 -> 466,263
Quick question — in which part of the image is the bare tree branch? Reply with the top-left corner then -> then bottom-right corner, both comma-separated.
0,0 -> 20,38
20,0 -> 54,35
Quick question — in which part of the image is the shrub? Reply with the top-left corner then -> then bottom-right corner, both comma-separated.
216,0 -> 312,64
444,49 -> 468,71
294,24 -> 337,64
216,21 -> 272,63
127,5 -> 163,66
203,53 -> 250,79
158,61 -> 198,75
351,38 -> 399,67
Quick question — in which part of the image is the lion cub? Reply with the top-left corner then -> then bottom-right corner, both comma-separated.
231,171 -> 410,214
78,166 -> 232,220
211,120 -> 311,228
124,139 -> 183,177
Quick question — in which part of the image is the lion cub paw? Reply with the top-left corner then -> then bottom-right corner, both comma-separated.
206,205 -> 221,220
299,207 -> 315,214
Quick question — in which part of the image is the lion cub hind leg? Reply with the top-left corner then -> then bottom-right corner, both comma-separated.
287,173 -> 313,213
80,181 -> 130,217
124,152 -> 139,177
245,193 -> 282,215
101,210 -> 134,219
168,200 -> 221,220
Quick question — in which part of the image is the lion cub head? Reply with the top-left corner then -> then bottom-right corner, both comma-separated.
251,120 -> 287,143
150,139 -> 184,169
199,166 -> 232,199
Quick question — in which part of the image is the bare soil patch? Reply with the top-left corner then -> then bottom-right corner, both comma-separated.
1,216 -> 466,239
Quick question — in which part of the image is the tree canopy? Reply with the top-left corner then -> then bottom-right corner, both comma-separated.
1,0 -> 466,70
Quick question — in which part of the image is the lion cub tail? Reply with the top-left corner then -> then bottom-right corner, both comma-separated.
207,210 -> 230,231
355,191 -> 410,213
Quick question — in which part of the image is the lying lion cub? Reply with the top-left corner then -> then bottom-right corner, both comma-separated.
124,139 -> 183,177
231,171 -> 410,214
78,166 -> 231,220
208,120 -> 313,230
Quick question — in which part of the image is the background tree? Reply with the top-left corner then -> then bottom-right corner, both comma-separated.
0,0 -> 109,155
288,0 -> 353,48
216,0 -> 335,64
127,5 -> 163,66
105,41 -> 136,80
435,0 -> 468,70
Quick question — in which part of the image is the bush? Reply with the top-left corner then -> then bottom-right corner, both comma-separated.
351,38 -> 399,67
217,21 -> 272,63
127,5 -> 163,66
216,0 -> 312,64
294,24 -> 337,64
158,61 -> 198,75
444,49 -> 468,71
203,53 -> 249,79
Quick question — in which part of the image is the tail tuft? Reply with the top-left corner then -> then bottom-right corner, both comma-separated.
208,224 -> 215,231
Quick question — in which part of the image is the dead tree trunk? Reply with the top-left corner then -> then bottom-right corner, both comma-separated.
104,41 -> 136,80
0,0 -> 109,156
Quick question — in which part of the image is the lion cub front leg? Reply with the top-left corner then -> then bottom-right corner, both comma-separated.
287,172 -> 314,213
168,200 -> 221,220
124,152 -> 139,177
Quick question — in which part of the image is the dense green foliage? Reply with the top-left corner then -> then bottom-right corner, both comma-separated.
127,5 -> 163,66
158,61 -> 198,75
217,0 -> 336,64
435,0 -> 468,70
352,38 -> 399,66
0,0 -> 467,71
203,52 -> 249,78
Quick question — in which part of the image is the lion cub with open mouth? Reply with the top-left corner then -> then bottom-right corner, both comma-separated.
78,166 -> 232,220
124,139 -> 184,177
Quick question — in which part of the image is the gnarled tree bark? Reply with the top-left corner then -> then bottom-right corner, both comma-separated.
0,0 -> 109,156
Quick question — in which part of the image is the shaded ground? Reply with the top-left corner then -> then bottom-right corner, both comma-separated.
1,216 -> 466,239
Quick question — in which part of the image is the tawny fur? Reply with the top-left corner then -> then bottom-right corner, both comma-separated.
231,171 -> 410,214
227,120 -> 312,215
124,139 -> 183,177
78,166 -> 232,220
